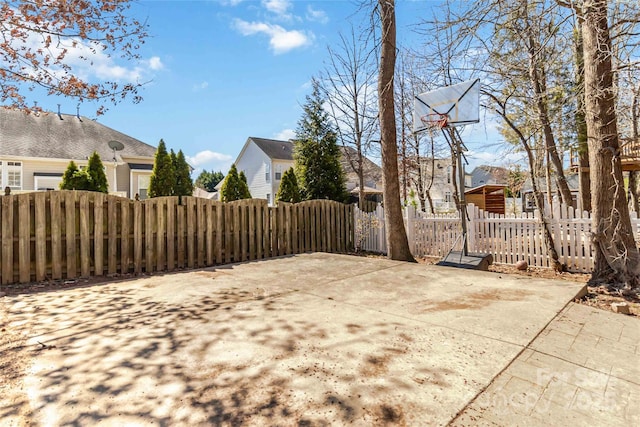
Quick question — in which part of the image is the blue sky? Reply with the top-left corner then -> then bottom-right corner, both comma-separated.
46,0 -> 514,176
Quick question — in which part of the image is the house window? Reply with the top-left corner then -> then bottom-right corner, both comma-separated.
266,193 -> 271,204
3,161 -> 22,190
138,175 -> 150,200
445,191 -> 452,203
447,166 -> 452,184
265,163 -> 271,183
275,165 -> 282,181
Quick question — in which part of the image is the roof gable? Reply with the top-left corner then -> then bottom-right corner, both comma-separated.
249,137 -> 293,160
0,108 -> 157,161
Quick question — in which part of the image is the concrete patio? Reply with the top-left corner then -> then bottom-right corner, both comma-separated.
2,252 -> 635,426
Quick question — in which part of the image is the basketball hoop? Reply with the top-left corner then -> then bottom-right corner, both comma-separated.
420,113 -> 449,130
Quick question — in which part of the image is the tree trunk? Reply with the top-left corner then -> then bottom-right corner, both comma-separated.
582,0 -> 640,288
526,31 -> 574,207
377,0 -> 415,262
628,87 -> 640,212
575,20 -> 592,212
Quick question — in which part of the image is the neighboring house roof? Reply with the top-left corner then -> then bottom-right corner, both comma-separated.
339,146 -> 383,188
249,137 -> 294,161
521,174 -> 580,193
470,165 -> 509,187
0,108 -> 157,161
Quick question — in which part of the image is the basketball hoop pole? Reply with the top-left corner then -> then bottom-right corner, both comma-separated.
441,127 -> 469,256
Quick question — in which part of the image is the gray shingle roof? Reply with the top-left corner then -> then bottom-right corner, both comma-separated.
249,137 -> 293,160
339,146 -> 382,186
0,108 -> 156,161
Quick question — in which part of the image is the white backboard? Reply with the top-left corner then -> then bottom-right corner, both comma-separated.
413,79 -> 480,133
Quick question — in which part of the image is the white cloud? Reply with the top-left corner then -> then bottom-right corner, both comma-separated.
274,128 -> 296,140
14,29 -> 161,83
193,81 -> 209,91
187,150 -> 233,167
262,0 -> 292,17
306,6 -> 328,24
148,56 -> 164,70
232,19 -> 312,54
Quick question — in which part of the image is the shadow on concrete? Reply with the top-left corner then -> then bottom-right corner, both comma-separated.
3,279 -> 425,425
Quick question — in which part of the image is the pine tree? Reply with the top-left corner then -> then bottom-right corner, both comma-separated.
195,170 -> 224,192
294,79 -> 347,202
220,164 -> 251,202
276,168 -> 302,203
60,161 -> 80,190
86,151 -> 108,193
148,139 -> 176,198
173,149 -> 193,197
60,156 -> 106,192
238,171 -> 251,199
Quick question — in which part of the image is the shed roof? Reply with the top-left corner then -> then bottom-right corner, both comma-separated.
465,184 -> 506,195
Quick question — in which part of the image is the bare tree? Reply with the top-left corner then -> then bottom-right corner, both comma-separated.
484,89 -> 563,271
581,0 -> 640,288
320,26 -> 379,209
377,0 -> 414,262
0,0 -> 148,114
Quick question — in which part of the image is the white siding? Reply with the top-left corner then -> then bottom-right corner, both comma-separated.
272,160 -> 294,196
236,141 -> 272,201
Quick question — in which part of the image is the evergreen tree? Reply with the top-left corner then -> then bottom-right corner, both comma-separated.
173,149 -> 194,197
59,156 -> 105,192
195,170 -> 224,192
60,161 -> 80,190
86,151 -> 108,193
220,164 -> 251,202
148,139 -> 175,198
294,79 -> 347,202
238,170 -> 251,199
276,168 -> 302,203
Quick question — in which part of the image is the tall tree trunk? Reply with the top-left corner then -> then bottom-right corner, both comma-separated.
575,20 -> 592,212
378,0 -> 415,262
582,0 -> 640,288
526,31 -> 574,207
628,87 -> 640,212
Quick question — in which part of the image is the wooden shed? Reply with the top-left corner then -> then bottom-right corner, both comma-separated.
465,184 -> 506,214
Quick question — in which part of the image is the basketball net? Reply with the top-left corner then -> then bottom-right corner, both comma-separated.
420,113 -> 449,134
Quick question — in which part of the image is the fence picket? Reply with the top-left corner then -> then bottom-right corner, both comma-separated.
79,193 -> 91,278
34,192 -> 47,281
94,193 -> 104,276
50,192 -> 62,280
18,195 -> 30,283
65,192 -> 77,279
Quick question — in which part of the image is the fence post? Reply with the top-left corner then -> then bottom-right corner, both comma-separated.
466,203 -> 476,252
405,205 -> 415,255
377,203 -> 385,253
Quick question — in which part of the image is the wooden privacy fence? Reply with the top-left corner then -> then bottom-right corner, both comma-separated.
355,203 -> 640,273
0,191 -> 354,285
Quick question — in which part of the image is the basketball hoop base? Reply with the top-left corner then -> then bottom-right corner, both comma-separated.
437,251 -> 493,271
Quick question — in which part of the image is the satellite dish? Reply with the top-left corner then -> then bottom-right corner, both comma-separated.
108,140 -> 125,162
108,140 -> 125,151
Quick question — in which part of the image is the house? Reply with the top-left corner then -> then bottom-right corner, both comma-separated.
410,157 -> 473,213
229,137 -> 294,205
521,174 -> 580,212
469,165 -> 509,187
0,108 -> 157,198
338,145 -> 384,203
227,137 -> 383,205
